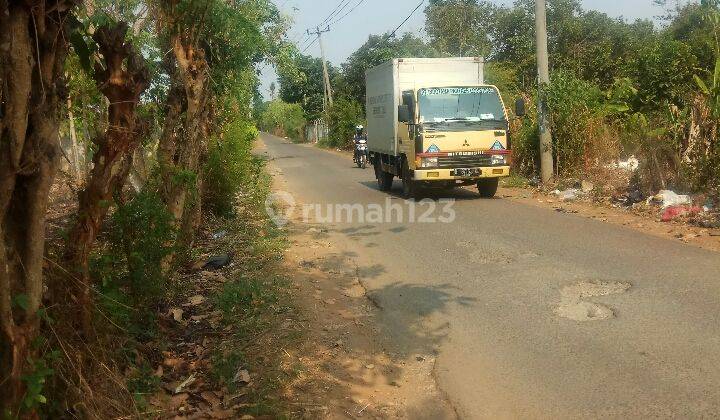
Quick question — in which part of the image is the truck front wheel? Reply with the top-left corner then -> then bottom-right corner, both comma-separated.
402,161 -> 418,199
375,161 -> 394,191
477,178 -> 499,198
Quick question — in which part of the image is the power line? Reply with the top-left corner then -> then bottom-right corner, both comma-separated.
327,0 -> 368,27
319,0 -> 354,26
298,0 -> 352,53
385,0 -> 424,41
301,36 -> 318,53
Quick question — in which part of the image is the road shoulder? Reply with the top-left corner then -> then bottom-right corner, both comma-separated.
259,136 -> 457,419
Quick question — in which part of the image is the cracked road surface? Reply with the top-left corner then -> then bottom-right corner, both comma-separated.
260,132 -> 720,418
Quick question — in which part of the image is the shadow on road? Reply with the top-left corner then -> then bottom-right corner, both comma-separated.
357,180 -> 497,201
286,222 -> 469,417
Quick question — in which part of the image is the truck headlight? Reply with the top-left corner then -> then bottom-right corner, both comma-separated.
491,155 -> 507,166
421,157 -> 438,168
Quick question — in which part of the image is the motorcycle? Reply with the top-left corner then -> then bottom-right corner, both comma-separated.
354,138 -> 368,169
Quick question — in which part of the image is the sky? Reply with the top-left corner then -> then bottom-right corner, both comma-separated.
259,0 -> 671,98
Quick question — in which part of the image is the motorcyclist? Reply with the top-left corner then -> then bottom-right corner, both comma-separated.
353,125 -> 366,163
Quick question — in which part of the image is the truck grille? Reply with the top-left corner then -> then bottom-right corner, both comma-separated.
437,155 -> 492,168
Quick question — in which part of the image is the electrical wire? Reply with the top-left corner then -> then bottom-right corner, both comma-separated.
327,0 -> 368,27
385,0 -> 425,41
319,0 -> 354,27
301,36 -> 319,53
299,0 -> 352,53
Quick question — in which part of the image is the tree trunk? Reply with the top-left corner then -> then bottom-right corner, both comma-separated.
67,95 -> 83,186
63,22 -> 149,333
0,0 -> 78,411
155,28 -> 211,262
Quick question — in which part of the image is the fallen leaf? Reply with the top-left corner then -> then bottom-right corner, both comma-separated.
174,373 -> 197,394
163,358 -> 184,369
233,369 -> 250,384
188,295 -> 206,306
210,409 -> 235,419
169,393 -> 189,408
200,391 -> 222,408
195,345 -> 206,358
169,307 -> 184,322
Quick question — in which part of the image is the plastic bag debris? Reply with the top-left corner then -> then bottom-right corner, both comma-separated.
605,156 -> 639,172
652,190 -> 693,209
211,230 -> 227,240
552,189 -> 579,202
202,253 -> 233,270
661,205 -> 703,222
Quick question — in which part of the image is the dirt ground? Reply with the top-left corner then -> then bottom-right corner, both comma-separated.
495,186 -> 720,253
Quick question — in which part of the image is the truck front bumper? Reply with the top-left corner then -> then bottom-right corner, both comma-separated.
413,166 -> 510,181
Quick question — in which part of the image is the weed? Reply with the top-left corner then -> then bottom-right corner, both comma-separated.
204,120 -> 259,217
209,350 -> 246,392
20,351 -> 59,412
91,191 -> 175,340
502,173 -> 530,188
126,363 -> 161,410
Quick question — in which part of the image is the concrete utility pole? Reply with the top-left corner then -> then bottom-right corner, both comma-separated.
308,26 -> 334,112
535,0 -> 554,183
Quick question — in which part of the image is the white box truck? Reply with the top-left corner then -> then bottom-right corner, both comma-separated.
365,57 -> 522,198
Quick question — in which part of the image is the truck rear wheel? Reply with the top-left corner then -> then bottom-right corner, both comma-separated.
375,161 -> 393,191
477,178 -> 499,198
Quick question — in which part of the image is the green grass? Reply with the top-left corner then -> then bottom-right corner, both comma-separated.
205,155 -> 299,417
502,173 -> 530,188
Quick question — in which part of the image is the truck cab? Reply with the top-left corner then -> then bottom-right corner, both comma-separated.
398,85 -> 512,197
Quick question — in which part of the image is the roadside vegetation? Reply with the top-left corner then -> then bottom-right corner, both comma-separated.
0,0 -> 301,417
261,0 -> 720,206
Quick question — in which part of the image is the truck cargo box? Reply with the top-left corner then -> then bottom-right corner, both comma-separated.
365,57 -> 484,156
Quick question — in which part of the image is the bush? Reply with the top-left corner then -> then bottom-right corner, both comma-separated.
683,95 -> 720,199
92,192 -> 175,340
630,38 -> 698,111
509,101 -> 540,177
204,120 -> 258,217
325,97 -> 364,149
546,71 -> 620,176
258,100 -> 306,140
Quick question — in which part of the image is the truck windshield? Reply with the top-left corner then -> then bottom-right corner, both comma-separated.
418,87 -> 506,124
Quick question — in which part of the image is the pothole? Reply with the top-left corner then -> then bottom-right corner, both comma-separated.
469,250 -> 515,265
554,281 -> 631,322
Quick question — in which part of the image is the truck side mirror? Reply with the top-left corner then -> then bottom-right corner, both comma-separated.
398,105 -> 410,123
514,98 -> 526,117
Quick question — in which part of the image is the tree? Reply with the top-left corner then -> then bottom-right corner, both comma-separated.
259,100 -> 307,139
425,0 -> 496,57
63,22 -> 150,333
666,1 -> 720,72
278,52 -> 339,121
327,97 -> 365,149
155,0 -> 283,253
0,0 -> 80,411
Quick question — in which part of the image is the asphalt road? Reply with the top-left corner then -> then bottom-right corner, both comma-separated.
259,133 -> 720,419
